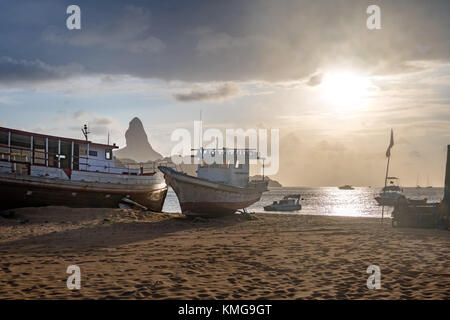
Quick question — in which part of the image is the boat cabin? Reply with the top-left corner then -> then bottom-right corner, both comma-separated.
194,148 -> 258,188
0,127 -> 156,183
273,199 -> 297,206
382,177 -> 403,192
0,126 -> 122,172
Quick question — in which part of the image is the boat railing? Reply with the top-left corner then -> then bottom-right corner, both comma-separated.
0,143 -> 159,175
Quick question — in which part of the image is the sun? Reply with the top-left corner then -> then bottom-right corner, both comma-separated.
320,71 -> 372,111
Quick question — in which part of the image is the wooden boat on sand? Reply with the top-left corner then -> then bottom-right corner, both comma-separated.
159,148 -> 267,217
0,126 -> 167,211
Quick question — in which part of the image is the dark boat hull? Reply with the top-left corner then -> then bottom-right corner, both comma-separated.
0,176 -> 168,212
263,205 -> 301,212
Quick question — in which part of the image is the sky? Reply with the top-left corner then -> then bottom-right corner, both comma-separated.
0,0 -> 449,186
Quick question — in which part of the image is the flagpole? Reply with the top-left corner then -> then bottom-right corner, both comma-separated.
382,128 -> 394,222
382,154 -> 390,221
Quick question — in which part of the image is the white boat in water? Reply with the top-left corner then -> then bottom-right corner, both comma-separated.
158,148 -> 268,217
374,177 -> 427,206
264,194 -> 302,212
375,177 -> 404,206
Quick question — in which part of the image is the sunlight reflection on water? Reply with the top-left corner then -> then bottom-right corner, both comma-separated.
162,187 -> 444,218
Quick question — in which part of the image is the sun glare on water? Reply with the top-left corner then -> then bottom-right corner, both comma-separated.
320,71 -> 372,112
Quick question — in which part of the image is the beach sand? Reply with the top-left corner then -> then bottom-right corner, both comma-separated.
0,207 -> 449,299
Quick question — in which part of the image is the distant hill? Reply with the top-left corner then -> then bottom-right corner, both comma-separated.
114,117 -> 162,162
250,175 -> 282,187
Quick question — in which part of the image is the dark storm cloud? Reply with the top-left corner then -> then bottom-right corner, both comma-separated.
0,0 -> 449,83
0,57 -> 84,83
174,83 -> 241,102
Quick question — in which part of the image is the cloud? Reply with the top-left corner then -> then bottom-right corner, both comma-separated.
0,56 -> 84,84
174,82 -> 241,102
57,110 -> 124,145
0,0 -> 444,83
0,96 -> 20,105
42,5 -> 165,54
306,73 -> 323,86
73,110 -> 87,120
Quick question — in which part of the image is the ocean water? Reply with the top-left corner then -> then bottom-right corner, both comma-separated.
162,187 -> 444,218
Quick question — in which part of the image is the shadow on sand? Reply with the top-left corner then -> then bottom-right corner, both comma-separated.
0,209 -> 247,254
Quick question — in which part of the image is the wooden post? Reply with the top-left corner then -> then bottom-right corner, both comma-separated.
58,140 -> 61,168
262,158 -> 265,181
30,136 -> 33,165
71,141 -> 74,170
87,143 -> 90,171
45,138 -> 48,167
7,131 -> 11,162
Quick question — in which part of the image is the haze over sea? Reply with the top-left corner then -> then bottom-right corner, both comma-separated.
163,187 -> 444,218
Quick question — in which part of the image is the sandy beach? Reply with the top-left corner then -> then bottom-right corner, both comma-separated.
0,207 -> 449,300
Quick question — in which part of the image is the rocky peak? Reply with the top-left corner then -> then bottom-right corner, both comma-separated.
115,117 -> 162,162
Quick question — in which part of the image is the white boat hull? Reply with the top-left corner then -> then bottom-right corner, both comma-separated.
158,166 -> 266,217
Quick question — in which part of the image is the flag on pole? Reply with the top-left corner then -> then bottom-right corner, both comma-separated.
386,129 -> 394,157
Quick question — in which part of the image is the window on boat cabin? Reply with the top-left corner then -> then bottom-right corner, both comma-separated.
0,131 -> 7,145
33,137 -> 46,165
0,131 -> 8,159
73,143 -> 79,170
10,133 -> 31,163
89,150 -> 98,157
11,133 -> 30,148
79,145 -> 87,156
105,149 -> 112,160
58,140 -> 71,169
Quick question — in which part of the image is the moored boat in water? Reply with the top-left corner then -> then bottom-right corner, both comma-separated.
264,194 -> 302,212
0,126 -> 168,211
375,177 -> 404,206
374,178 -> 427,206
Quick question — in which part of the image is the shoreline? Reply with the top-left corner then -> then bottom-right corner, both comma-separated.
0,206 -> 449,299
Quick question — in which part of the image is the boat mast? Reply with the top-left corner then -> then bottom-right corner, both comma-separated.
257,153 -> 265,182
82,124 -> 90,141
200,110 -> 203,162
382,154 -> 390,220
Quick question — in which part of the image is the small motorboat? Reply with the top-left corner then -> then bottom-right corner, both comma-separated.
406,198 -> 428,205
264,194 -> 301,212
338,185 -> 354,190
375,177 -> 404,206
